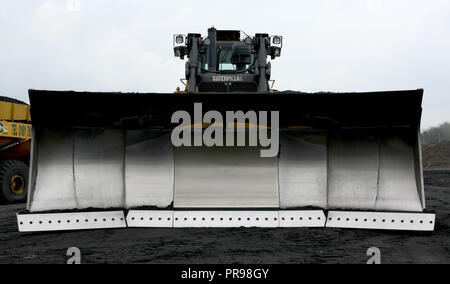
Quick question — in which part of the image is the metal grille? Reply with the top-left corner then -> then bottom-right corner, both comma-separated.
198,82 -> 257,92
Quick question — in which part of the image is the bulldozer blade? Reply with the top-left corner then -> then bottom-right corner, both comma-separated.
18,89 -> 434,231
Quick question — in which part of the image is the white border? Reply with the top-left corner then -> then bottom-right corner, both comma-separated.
17,210 -> 435,231
126,210 -> 173,227
279,210 -> 326,227
17,211 -> 126,232
127,210 -> 326,228
325,211 -> 435,231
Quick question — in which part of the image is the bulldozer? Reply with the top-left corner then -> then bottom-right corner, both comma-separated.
17,27 -> 435,232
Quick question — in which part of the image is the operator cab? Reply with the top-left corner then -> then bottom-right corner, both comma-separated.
173,27 -> 282,93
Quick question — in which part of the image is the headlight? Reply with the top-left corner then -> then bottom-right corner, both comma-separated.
174,34 -> 186,47
274,48 -> 281,57
271,35 -> 282,46
174,46 -> 181,57
244,36 -> 252,45
204,37 -> 211,45
175,35 -> 184,44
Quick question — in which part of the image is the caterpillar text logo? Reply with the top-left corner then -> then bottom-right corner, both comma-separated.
212,75 -> 244,82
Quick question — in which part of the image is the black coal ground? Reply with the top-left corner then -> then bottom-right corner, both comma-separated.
0,171 -> 449,264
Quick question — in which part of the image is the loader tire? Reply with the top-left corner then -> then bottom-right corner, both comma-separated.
0,160 -> 29,203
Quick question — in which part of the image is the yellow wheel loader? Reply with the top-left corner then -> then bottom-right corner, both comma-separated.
0,97 -> 31,204
17,28 -> 435,232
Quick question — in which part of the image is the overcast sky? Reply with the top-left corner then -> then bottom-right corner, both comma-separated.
1,0 -> 449,129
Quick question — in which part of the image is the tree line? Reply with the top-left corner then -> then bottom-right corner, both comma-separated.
421,122 -> 450,145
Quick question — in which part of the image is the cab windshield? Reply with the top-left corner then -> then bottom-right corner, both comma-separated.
217,47 -> 253,71
200,45 -> 254,72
